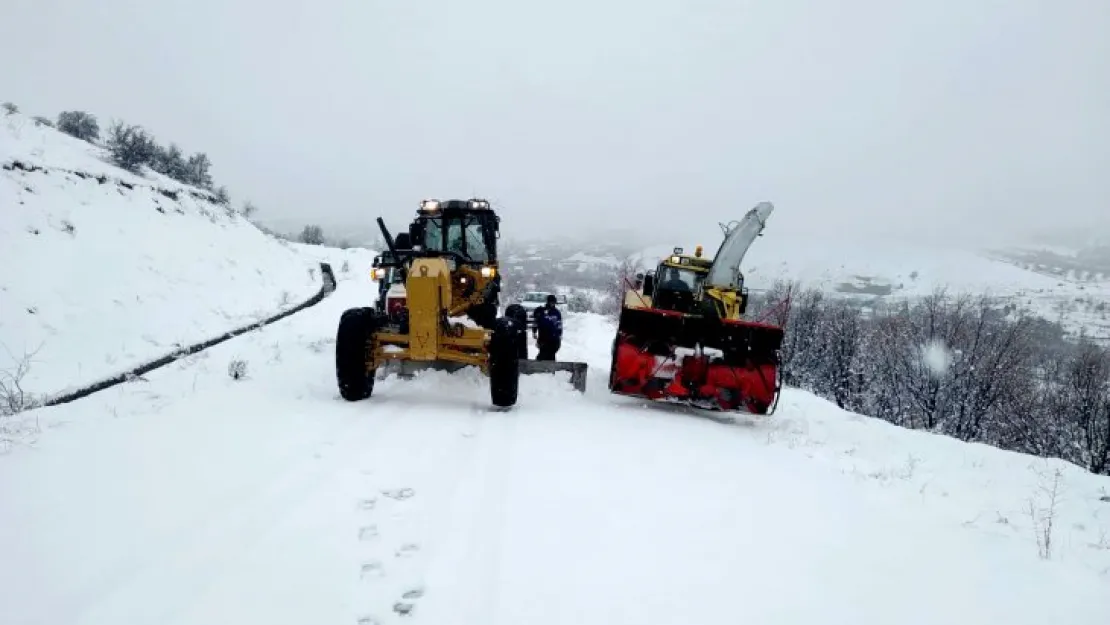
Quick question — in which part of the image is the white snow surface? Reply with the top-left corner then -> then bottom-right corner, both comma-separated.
1,267 -> 1108,625
0,112 -> 328,395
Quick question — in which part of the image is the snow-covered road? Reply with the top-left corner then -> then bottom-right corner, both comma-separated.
2,276 -> 1108,625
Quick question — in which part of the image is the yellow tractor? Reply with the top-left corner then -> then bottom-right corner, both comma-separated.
609,202 -> 784,414
335,198 -> 587,409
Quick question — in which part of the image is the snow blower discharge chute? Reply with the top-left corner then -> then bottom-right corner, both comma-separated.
608,202 -> 784,415
335,198 -> 588,409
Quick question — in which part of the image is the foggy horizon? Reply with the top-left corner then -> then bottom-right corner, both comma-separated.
3,0 -> 1107,251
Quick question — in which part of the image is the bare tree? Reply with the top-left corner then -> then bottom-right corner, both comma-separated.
184,152 -> 213,189
56,110 -> 100,142
105,120 -> 157,173
0,346 -> 41,416
213,185 -> 231,206
151,142 -> 188,181
1054,341 -> 1110,474
602,258 -> 638,317
299,224 -> 325,245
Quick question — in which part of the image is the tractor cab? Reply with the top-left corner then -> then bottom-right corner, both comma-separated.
371,251 -> 405,315
649,247 -> 712,313
633,246 -> 717,315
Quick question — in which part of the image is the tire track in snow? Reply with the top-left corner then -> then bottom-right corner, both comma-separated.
347,401 -> 513,624
408,403 -> 520,625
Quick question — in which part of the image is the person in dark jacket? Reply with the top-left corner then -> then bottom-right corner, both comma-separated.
532,294 -> 563,361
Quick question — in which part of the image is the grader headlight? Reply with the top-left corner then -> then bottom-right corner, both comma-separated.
372,268 -> 386,280
480,266 -> 496,278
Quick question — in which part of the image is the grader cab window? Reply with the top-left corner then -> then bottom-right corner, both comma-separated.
421,215 -> 493,262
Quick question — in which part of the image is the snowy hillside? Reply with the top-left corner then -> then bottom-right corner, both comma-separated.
554,251 -> 622,273
0,111 -> 328,396
1,270 -> 1107,624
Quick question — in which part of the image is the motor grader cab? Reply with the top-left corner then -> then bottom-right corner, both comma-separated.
336,198 -> 588,409
609,202 -> 784,415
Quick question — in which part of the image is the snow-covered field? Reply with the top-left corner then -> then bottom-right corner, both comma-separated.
2,270 -> 1108,625
0,112 -> 331,396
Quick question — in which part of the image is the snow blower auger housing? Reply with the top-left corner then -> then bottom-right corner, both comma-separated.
608,202 -> 784,415
336,198 -> 588,409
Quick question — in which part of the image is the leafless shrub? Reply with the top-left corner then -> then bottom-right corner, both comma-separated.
1026,464 -> 1065,559
227,358 -> 248,381
0,346 -> 42,416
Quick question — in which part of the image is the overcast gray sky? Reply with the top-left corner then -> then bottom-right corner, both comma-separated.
3,0 -> 1107,248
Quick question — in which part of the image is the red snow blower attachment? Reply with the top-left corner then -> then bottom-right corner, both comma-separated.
607,202 -> 784,415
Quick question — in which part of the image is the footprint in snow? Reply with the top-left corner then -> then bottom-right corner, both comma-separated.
358,525 -> 379,541
360,561 -> 385,579
357,498 -> 377,511
395,543 -> 420,559
393,602 -> 415,616
393,588 -> 425,617
356,616 -> 381,625
381,487 -> 415,500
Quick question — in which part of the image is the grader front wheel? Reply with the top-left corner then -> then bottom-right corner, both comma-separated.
488,316 -> 521,408
336,307 -> 383,401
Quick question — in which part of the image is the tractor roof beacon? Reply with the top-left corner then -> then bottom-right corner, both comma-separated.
335,198 -> 588,410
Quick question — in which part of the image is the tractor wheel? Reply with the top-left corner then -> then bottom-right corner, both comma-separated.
504,304 -> 529,359
488,316 -> 521,408
336,307 -> 382,401
467,302 -> 498,330
608,336 -> 619,391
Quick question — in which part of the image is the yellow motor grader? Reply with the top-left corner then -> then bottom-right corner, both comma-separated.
335,198 -> 587,408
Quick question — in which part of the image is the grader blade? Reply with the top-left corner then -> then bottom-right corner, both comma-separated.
519,359 -> 589,393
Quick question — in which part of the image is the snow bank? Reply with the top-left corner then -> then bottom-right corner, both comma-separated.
281,242 -> 378,287
0,112 -> 323,396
